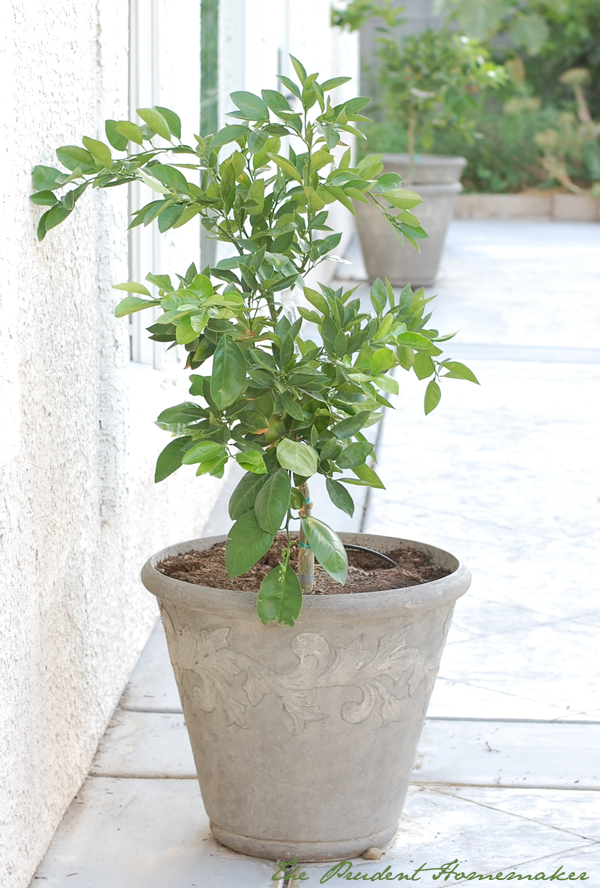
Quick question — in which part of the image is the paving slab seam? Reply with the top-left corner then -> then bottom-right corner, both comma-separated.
435,675 -> 578,712
426,716 -> 600,725
416,780 -> 600,792
89,772 -> 198,779
120,705 -> 182,713
444,618 -> 570,644
386,500 -> 585,544
444,343 -> 600,364
468,597 -> 600,624
492,842 -> 600,877
426,786 -> 600,842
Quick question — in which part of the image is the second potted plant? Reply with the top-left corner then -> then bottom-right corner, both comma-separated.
335,4 -> 505,285
32,57 -> 476,861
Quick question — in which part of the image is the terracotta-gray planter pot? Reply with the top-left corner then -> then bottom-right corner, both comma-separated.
141,532 -> 470,862
355,154 -> 467,287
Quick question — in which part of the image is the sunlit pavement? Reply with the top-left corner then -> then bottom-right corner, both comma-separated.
32,221 -> 600,886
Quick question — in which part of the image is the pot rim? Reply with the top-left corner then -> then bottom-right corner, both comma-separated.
355,181 -> 463,197
381,152 -> 467,167
141,532 -> 471,621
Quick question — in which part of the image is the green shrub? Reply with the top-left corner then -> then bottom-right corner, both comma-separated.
31,57 -> 477,625
439,0 -> 600,116
361,102 -> 600,194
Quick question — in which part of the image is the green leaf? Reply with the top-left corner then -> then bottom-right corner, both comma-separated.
441,361 -> 480,384
321,183 -> 355,214
210,124 -> 249,149
370,278 -> 388,313
413,353 -> 435,380
82,136 -> 112,169
211,336 -> 246,410
105,119 -> 129,151
145,273 -> 173,291
371,347 -> 394,376
138,169 -> 171,194
229,472 -> 269,520
247,130 -> 269,154
375,374 -> 398,396
155,106 -> 182,139
325,478 -> 355,517
157,205 -> 185,233
56,145 -> 96,173
235,451 -> 267,474
113,281 -> 152,297
114,295 -> 157,317
156,403 -> 205,424
37,204 -> 72,240
150,164 -> 189,191
172,314 -> 198,345
371,173 -> 403,194
246,178 -> 265,214
321,76 -> 352,91
254,469 -> 291,534
424,380 -> 441,415
137,107 -> 172,141
181,440 -> 226,465
277,75 -> 301,99
190,274 -> 214,297
331,412 -> 372,440
304,186 -> 325,212
257,564 -> 302,626
289,55 -> 307,85
397,331 -> 435,351
268,154 -> 302,183
301,517 -> 348,585
276,439 -> 318,477
290,487 -> 305,510
383,189 -> 423,210
351,463 -> 385,488
155,436 -> 192,482
230,91 -> 269,121
196,453 -> 227,478
510,11 -> 549,55
225,510 -> 274,577
261,89 -> 292,114
336,441 -> 373,469
304,287 -> 328,315
114,121 -> 144,146
32,165 -> 69,191
29,190 -> 58,206
281,392 -> 304,421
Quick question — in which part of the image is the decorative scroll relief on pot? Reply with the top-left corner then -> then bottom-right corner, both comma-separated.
161,608 -> 447,736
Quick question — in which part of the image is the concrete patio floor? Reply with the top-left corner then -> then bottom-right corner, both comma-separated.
31,221 -> 600,886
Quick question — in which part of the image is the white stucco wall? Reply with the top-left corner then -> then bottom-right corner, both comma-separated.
0,3 -> 221,886
0,3 -> 358,886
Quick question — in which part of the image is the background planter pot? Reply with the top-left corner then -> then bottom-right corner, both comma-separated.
141,532 -> 470,862
355,154 -> 467,287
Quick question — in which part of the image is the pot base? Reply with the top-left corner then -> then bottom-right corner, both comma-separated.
210,819 -> 398,862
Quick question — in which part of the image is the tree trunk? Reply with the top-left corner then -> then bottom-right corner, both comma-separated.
297,483 -> 314,593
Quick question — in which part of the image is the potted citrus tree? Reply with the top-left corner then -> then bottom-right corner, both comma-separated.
31,57 -> 475,862
334,3 -> 505,285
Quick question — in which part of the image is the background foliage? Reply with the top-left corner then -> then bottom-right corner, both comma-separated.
342,0 -> 600,193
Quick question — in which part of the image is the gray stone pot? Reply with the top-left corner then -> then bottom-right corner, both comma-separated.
355,154 -> 466,287
141,532 -> 470,862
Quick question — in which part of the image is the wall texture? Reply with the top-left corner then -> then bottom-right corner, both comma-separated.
0,3 -> 358,886
0,3 -> 222,886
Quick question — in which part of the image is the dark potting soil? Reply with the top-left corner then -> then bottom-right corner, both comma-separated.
156,536 -> 451,595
